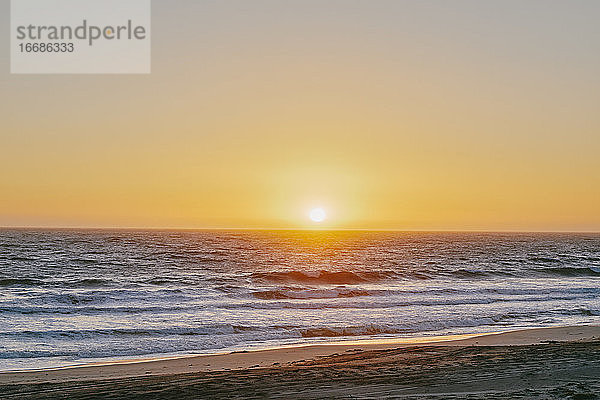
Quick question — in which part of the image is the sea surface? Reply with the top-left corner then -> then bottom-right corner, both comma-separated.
1,229 -> 599,371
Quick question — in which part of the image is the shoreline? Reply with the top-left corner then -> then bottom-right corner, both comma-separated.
2,324 -> 599,386
0,331 -> 493,373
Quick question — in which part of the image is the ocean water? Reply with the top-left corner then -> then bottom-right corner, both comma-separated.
1,229 -> 599,371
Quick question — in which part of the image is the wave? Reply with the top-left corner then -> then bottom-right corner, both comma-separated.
301,326 -> 405,337
0,315 -> 520,345
529,257 -> 561,263
5,266 -> 597,293
0,278 -> 114,288
227,297 -> 573,310
145,278 -> 180,285
1,292 -> 592,314
0,304 -> 197,315
0,324 -> 259,339
67,278 -> 115,287
441,267 -> 600,279
252,270 -> 399,285
252,288 -> 372,300
574,308 -> 600,316
251,265 -> 600,284
300,317 -> 510,338
532,266 -> 600,277
0,278 -> 44,287
3,284 -> 597,315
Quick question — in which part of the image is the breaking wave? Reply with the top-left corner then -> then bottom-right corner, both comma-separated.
252,288 -> 372,300
251,270 -> 395,284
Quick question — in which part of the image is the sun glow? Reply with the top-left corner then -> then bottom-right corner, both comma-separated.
309,208 -> 327,223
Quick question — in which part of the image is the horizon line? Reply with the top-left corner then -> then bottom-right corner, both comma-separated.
1,225 -> 599,234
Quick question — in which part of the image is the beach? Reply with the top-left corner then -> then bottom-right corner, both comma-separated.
1,325 -> 599,399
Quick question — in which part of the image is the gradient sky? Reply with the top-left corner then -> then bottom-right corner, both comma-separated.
1,0 -> 599,230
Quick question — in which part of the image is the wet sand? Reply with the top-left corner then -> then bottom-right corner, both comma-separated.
1,325 -> 599,399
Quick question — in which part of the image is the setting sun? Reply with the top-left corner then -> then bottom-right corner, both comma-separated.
309,208 -> 326,223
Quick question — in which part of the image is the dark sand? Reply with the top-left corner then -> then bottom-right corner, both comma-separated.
2,341 -> 599,399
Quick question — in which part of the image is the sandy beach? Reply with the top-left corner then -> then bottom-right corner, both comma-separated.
1,325 -> 599,399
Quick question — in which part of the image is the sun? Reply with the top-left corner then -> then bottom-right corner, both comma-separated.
309,207 -> 327,223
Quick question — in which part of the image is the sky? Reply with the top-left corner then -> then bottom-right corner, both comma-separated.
1,0 -> 599,230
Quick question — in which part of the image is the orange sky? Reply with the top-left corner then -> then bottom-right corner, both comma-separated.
1,1 -> 599,230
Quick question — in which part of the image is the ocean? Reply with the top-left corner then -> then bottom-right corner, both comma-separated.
1,229 -> 599,371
